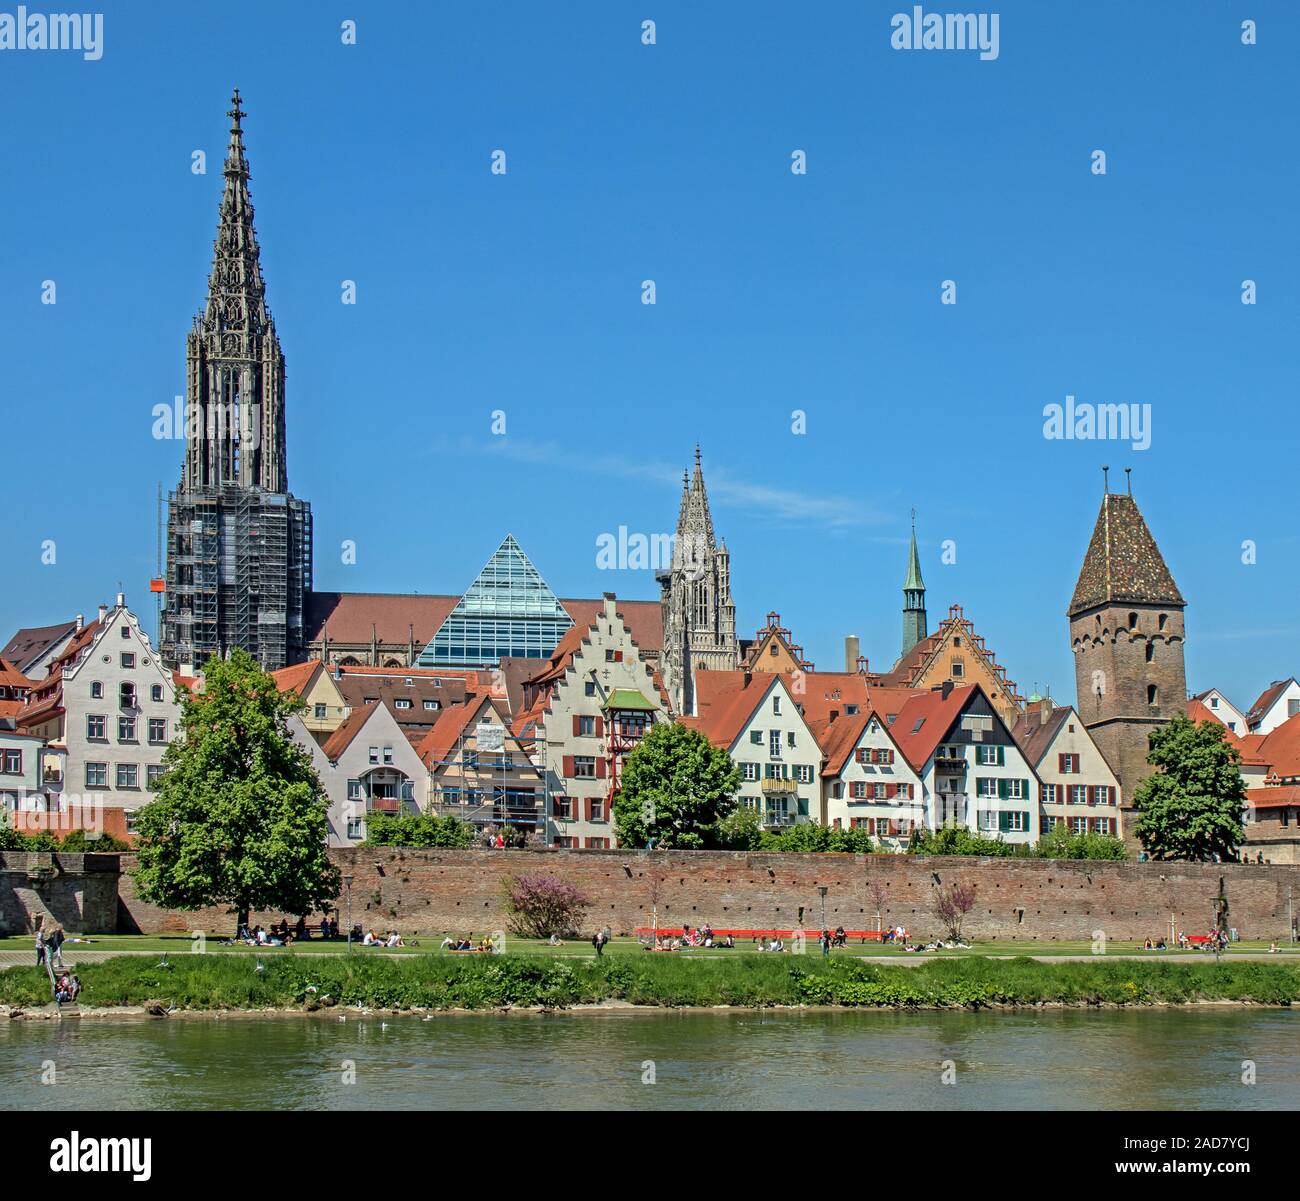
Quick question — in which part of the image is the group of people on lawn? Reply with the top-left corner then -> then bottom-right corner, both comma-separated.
439,934 -> 497,953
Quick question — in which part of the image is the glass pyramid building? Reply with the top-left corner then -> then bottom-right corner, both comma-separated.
417,534 -> 575,668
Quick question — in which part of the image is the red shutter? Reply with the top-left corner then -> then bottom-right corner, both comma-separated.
595,716 -> 604,736
595,757 -> 606,779
614,650 -> 623,662
585,798 -> 593,822
572,714 -> 580,736
886,784 -> 896,799
563,755 -> 575,778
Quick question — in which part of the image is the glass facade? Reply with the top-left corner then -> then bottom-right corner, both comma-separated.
418,534 -> 574,668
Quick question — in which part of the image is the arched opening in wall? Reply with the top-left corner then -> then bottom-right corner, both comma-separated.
1145,642 -> 1154,663
1128,612 -> 1137,629
1147,684 -> 1159,706
1158,613 -> 1168,631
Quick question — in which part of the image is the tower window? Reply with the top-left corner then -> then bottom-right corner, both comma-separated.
1145,642 -> 1154,663
1147,685 -> 1158,706
951,660 -> 964,677
1128,612 -> 1137,629
1158,613 -> 1168,631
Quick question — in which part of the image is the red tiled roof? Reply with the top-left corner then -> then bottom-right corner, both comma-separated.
417,696 -> 490,768
809,712 -> 870,777
0,657 -> 34,692
1246,679 -> 1296,727
683,672 -> 782,750
305,592 -> 664,654
0,699 -> 25,720
1009,703 -> 1072,767
890,685 -> 979,772
271,660 -> 322,698
320,702 -> 380,760
1245,785 -> 1300,811
1257,713 -> 1300,781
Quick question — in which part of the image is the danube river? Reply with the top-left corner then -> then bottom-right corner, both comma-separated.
2,1008 -> 1297,1109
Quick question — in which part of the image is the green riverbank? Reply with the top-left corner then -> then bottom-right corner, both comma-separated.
4,954 -> 1300,1012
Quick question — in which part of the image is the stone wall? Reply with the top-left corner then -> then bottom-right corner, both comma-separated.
0,852 -> 123,936
115,849 -> 1300,942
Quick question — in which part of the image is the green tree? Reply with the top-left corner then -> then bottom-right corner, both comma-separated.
1133,714 -> 1246,861
761,823 -> 875,853
612,722 -> 740,849
1035,824 -> 1128,861
133,649 -> 341,933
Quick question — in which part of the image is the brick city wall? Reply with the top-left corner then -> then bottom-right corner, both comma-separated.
0,852 -> 124,936
114,849 -> 1300,942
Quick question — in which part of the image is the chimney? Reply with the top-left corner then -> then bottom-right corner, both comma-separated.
74,614 -> 83,632
116,591 -> 126,609
844,635 -> 860,673
940,680 -> 954,699
97,604 -> 108,625
1040,696 -> 1050,723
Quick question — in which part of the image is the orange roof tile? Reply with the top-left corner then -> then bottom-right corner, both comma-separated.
320,702 -> 380,760
889,684 -> 979,771
1245,785 -> 1300,811
417,696 -> 490,768
271,660 -> 322,698
1256,713 -> 1300,780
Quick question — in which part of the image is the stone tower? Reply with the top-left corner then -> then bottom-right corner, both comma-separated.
162,90 -> 313,673
1068,478 -> 1186,845
657,447 -> 740,715
901,511 -> 927,658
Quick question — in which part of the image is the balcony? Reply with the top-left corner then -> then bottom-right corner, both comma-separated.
762,812 -> 795,828
935,757 -> 967,774
368,796 -> 401,814
761,776 -> 798,795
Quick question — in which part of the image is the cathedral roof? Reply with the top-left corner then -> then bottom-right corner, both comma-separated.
1069,492 -> 1184,615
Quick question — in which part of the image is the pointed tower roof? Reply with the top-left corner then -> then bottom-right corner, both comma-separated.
203,87 -> 272,338
677,445 -> 717,548
903,512 -> 924,591
1069,492 -> 1184,615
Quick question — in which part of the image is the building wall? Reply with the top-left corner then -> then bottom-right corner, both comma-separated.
910,624 -> 1021,726
1253,681 -> 1300,735
0,852 -> 122,935
113,848 -> 1300,942
298,670 -> 348,736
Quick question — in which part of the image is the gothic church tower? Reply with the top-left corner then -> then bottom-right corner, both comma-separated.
162,91 -> 313,673
1069,476 -> 1186,846
658,447 -> 740,715
901,512 -> 927,658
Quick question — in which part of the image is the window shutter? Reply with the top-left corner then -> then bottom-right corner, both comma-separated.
572,714 -> 581,736
595,716 -> 604,737
886,783 -> 897,799
1058,752 -> 1066,772
998,778 -> 1008,800
999,811 -> 1011,833
563,755 -> 575,777
997,745 -> 1005,766
614,651 -> 623,662
596,757 -> 606,779
1024,780 -> 1031,803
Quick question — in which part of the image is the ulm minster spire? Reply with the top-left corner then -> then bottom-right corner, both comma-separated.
162,91 -> 312,674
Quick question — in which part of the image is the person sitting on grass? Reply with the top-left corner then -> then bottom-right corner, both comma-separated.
549,933 -> 564,947
54,972 -> 73,1003
386,931 -> 404,948
834,926 -> 846,947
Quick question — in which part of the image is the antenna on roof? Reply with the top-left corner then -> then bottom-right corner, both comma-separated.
1102,465 -> 1109,493
1125,467 -> 1132,495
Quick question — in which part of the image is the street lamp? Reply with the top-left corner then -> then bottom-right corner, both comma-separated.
344,874 -> 354,952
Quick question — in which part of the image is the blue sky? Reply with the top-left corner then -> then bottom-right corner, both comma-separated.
1,1 -> 1296,710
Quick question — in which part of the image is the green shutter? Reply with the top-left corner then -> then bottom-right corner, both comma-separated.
998,778 -> 1008,799
996,745 -> 1005,766
797,797 -> 809,817
999,811 -> 1011,832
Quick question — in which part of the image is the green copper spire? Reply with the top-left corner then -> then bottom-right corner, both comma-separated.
901,510 -> 927,659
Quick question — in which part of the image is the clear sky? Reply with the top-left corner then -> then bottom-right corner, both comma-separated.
1,1 -> 1296,710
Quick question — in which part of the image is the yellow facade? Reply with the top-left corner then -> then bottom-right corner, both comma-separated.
296,669 -> 349,736
908,622 -> 1021,726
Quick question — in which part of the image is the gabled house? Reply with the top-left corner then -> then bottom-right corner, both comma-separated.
1241,713 -> 1300,864
514,594 -> 668,848
418,692 -> 544,835
271,659 -> 349,739
1,619 -> 82,680
684,671 -> 822,830
0,657 -> 35,718
814,707 -> 923,850
1245,679 -> 1300,736
892,682 -> 1038,845
1011,700 -> 1121,838
741,612 -> 814,674
1190,688 -> 1249,736
289,700 -> 427,846
17,595 -> 181,834
876,604 -> 1025,726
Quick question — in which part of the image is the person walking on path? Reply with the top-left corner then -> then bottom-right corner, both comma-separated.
48,926 -> 66,970
820,930 -> 831,958
592,929 -> 606,957
35,929 -> 46,968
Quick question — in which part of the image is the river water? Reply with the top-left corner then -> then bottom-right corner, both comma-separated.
2,1008 -> 1296,1109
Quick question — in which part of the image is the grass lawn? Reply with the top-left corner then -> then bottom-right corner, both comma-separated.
1,933 -> 1296,961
